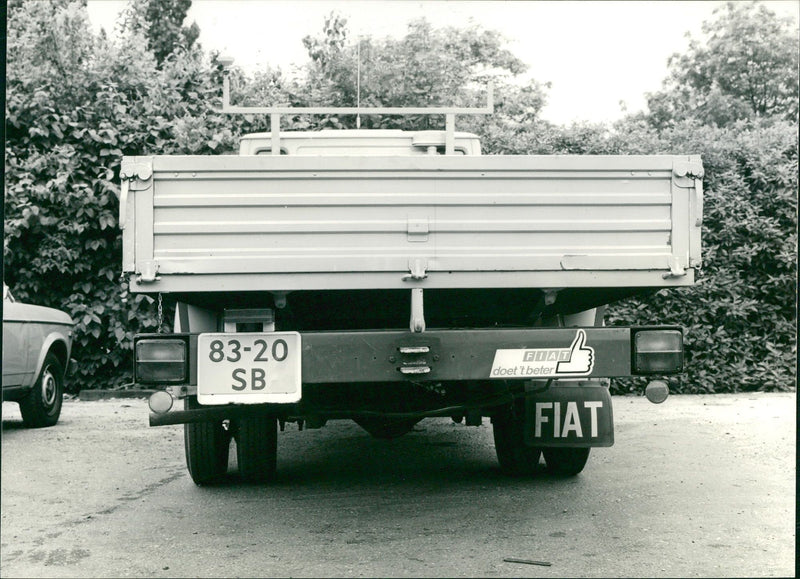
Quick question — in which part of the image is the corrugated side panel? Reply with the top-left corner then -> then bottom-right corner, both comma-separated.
134,155 -> 695,290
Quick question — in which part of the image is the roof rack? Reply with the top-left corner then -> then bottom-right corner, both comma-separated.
217,57 -> 493,155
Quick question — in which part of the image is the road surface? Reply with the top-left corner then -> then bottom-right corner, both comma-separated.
1,392 -> 795,577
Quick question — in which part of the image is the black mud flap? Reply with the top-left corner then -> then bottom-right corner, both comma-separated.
524,383 -> 614,448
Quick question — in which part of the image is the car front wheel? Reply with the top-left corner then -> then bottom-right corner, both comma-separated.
19,353 -> 64,428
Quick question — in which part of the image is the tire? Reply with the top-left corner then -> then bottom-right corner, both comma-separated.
543,447 -> 591,476
19,353 -> 64,428
353,417 -> 420,439
234,415 -> 277,483
492,405 -> 541,476
184,398 -> 231,485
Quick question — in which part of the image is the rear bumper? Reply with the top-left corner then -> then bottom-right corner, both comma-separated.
301,327 -> 635,382
143,326 -> 679,384
139,326 -> 682,427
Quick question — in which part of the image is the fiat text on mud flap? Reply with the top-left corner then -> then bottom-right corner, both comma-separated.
122,74 -> 701,484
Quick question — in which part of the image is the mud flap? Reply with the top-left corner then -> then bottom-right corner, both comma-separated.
524,383 -> 614,448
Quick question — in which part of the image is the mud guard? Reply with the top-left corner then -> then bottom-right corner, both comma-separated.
524,383 -> 614,448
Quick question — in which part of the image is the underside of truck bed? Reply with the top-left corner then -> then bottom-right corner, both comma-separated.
165,287 -> 651,331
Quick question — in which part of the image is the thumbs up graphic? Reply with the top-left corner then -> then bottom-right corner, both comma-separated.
557,329 -> 594,375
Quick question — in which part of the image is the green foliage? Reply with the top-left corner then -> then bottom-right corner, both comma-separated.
302,11 -> 349,72
119,0 -> 199,66
227,14 -> 543,136
602,2 -> 798,394
646,1 -> 799,128
4,1 -> 229,390
294,14 -> 532,131
604,119 -> 797,393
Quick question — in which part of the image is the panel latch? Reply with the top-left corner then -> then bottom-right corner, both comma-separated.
403,259 -> 428,282
137,260 -> 161,284
673,158 -> 704,188
120,160 -> 154,191
662,256 -> 687,279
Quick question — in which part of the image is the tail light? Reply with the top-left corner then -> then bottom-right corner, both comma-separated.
632,329 -> 684,374
135,337 -> 189,384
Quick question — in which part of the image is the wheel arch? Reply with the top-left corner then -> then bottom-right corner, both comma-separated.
34,335 -> 70,380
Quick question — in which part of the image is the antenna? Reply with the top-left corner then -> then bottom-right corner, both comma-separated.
356,39 -> 361,129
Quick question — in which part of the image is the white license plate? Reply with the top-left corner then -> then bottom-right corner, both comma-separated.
197,333 -> 301,405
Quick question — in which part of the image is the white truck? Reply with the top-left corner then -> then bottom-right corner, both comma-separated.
121,93 -> 703,485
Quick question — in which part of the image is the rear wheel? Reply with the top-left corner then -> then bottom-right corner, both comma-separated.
19,353 -> 64,428
492,404 -> 541,476
184,398 -> 231,485
234,415 -> 278,483
543,447 -> 591,476
353,416 -> 420,439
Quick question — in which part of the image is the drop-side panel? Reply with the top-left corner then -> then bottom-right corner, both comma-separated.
125,155 -> 701,291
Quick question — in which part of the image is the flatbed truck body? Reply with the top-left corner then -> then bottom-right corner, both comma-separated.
122,128 -> 702,482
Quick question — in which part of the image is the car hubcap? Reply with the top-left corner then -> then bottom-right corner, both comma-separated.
42,368 -> 57,407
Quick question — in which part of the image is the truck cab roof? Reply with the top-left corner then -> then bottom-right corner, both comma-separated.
238,129 -> 482,156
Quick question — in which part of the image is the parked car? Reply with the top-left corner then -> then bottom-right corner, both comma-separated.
2,283 -> 74,427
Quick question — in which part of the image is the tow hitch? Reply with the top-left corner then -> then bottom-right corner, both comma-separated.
645,380 -> 670,404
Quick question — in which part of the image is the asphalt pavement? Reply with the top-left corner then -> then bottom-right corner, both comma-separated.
1,392 -> 796,578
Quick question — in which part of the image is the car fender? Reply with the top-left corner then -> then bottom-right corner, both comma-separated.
29,331 -> 72,386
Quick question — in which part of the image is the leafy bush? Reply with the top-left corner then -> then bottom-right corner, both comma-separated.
4,2 -> 235,390
605,119 -> 797,393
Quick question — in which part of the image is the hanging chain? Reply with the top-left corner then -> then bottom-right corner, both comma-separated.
157,292 -> 164,333
119,273 -> 130,304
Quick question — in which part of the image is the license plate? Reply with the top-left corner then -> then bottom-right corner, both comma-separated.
524,385 -> 613,447
197,333 -> 301,405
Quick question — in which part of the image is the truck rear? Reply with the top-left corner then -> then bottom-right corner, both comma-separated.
121,127 -> 703,484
